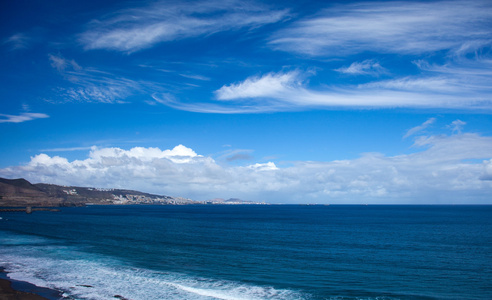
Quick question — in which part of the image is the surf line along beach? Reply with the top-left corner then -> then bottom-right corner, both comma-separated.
0,266 -> 65,300
1,267 -> 132,300
0,207 -> 62,300
0,277 -> 52,300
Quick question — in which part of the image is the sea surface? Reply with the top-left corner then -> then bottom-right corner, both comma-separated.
0,205 -> 491,300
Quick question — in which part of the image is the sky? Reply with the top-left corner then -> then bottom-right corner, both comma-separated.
1,0 -> 492,204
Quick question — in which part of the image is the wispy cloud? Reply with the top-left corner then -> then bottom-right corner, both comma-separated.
0,112 -> 49,123
179,74 -> 211,81
161,65 -> 492,113
151,93 -> 281,114
2,132 -> 491,203
215,71 -> 302,100
448,120 -> 466,134
48,54 -> 149,104
80,0 -> 289,53
335,60 -> 387,76
49,54 -> 81,73
3,33 -> 31,50
269,0 -> 492,56
403,118 -> 436,139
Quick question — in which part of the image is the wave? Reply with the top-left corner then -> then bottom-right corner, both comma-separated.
0,231 -> 304,300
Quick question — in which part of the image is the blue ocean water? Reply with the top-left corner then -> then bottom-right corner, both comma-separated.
0,205 -> 491,300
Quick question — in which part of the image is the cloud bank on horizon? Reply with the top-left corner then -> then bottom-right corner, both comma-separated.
2,119 -> 492,204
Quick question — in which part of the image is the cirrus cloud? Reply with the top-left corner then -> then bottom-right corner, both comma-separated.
335,60 -> 387,76
269,0 -> 492,56
80,0 -> 289,53
0,112 -> 49,124
165,64 -> 492,113
215,70 -> 302,100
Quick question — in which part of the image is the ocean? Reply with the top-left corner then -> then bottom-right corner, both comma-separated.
0,205 -> 491,300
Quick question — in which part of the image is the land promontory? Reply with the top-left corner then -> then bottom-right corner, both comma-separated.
0,177 -> 264,207
0,177 -> 196,207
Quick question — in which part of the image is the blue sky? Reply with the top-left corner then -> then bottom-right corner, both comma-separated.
1,0 -> 492,204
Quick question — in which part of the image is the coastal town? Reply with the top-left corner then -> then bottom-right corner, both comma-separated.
0,177 -> 265,207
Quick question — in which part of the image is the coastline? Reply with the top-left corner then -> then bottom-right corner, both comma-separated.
0,269 -> 62,300
0,279 -> 50,300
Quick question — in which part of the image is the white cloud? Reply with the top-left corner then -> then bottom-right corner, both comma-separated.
166,63 -> 492,112
403,118 -> 436,139
270,1 -> 492,56
88,145 -> 200,164
247,162 -> 278,171
1,134 -> 492,204
48,54 -> 148,104
80,0 -> 289,53
335,60 -> 387,76
215,71 -> 302,100
481,159 -> 492,181
0,112 -> 49,123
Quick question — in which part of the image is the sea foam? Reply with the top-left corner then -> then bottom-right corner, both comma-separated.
0,232 -> 303,300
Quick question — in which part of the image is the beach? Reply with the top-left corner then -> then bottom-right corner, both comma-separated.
0,278 -> 49,300
0,268 -> 61,300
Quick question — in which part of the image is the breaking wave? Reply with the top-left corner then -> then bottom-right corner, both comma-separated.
0,232 -> 304,300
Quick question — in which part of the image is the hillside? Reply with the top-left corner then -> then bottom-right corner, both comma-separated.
0,177 -> 64,207
0,177 -> 197,207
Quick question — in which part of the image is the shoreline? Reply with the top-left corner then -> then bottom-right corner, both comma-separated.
0,278 -> 51,300
0,269 -> 63,300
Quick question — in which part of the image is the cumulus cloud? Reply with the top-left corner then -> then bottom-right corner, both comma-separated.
1,134 -> 492,204
481,159 -> 492,181
247,162 -> 278,171
80,0 -> 288,53
269,1 -> 492,56
0,112 -> 49,123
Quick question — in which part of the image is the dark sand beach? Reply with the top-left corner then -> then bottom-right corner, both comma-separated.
0,268 -> 61,300
0,278 -> 49,300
